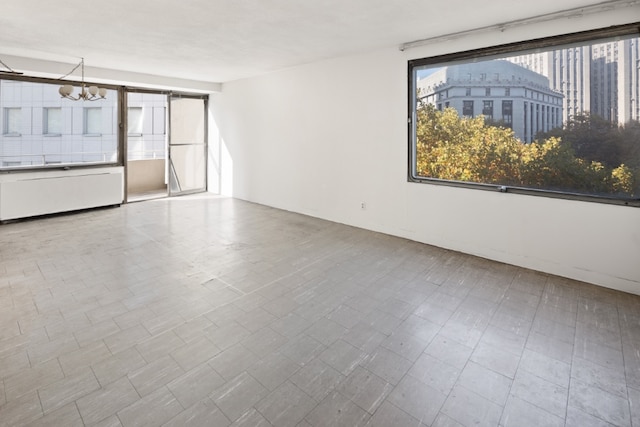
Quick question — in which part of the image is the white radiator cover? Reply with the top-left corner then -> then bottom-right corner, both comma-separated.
0,167 -> 124,220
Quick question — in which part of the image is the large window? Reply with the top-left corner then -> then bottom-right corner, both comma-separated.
84,107 -> 102,135
0,79 -> 118,168
128,107 -> 143,135
409,24 -> 640,206
3,108 -> 21,135
44,108 -> 62,135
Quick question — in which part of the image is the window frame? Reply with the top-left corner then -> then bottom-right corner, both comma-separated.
407,23 -> 640,207
3,107 -> 21,136
0,75 -> 122,171
43,107 -> 62,136
127,106 -> 143,136
83,107 -> 103,136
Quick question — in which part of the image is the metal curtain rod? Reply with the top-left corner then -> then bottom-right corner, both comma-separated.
399,0 -> 640,51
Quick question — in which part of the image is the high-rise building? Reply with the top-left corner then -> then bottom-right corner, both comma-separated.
417,60 -> 563,142
508,37 -> 640,125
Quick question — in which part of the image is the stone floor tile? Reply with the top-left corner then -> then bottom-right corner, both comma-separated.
58,340 -> 112,376
327,305 -> 363,329
500,395 -> 564,427
91,347 -> 147,386
289,358 -> 344,402
568,379 -> 631,426
255,380 -> 317,426
26,334 -> 79,366
408,353 -> 460,395
76,376 -> 139,425
359,309 -> 403,336
237,307 -> 278,333
0,392 -> 43,427
163,398 -> 231,427
167,363 -> 226,408
531,316 -> 576,344
573,338 -> 625,371
127,354 -> 184,396
456,361 -> 512,405
2,195 -> 640,427
103,324 -> 151,355
518,348 -> 571,388
319,339 -> 368,376
365,401 -> 426,426
241,327 -> 288,355
511,369 -> 568,418
170,335 -> 220,371
565,406 -> 617,427
23,403 -> 83,427
470,341 -> 521,379
361,347 -> 412,385
305,318 -> 348,346
134,330 -> 185,363
117,386 -> 183,426
430,412 -> 465,427
525,331 -> 574,363
337,366 -> 393,414
4,358 -> 64,401
38,367 -> 100,413
248,351 -> 300,391
628,387 -> 640,427
571,356 -> 627,398
342,323 -> 386,354
488,310 -> 532,337
387,374 -> 447,425
206,343 -> 257,380
380,330 -> 429,362
440,384 -> 503,427
425,334 -> 474,370
413,301 -> 454,326
73,319 -> 121,348
210,371 -> 269,422
0,350 -> 31,380
305,391 -> 370,427
229,407 -> 271,427
270,313 -> 314,338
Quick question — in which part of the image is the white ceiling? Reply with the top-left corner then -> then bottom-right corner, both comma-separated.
0,0 -> 635,84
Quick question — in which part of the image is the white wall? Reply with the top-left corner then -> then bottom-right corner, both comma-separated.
210,9 -> 640,294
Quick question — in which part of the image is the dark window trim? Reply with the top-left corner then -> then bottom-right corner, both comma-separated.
407,23 -> 640,208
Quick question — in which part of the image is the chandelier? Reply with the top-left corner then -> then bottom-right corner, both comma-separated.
58,58 -> 107,101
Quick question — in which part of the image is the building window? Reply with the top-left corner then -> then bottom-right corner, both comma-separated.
463,100 -> 474,117
84,108 -> 102,135
502,100 -> 513,127
483,100 -> 493,120
44,108 -> 62,135
128,107 -> 143,135
3,108 -> 21,135
409,24 -> 640,206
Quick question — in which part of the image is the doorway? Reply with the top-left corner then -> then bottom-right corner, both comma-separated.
126,92 -> 169,202
125,92 -> 207,201
168,96 -> 207,196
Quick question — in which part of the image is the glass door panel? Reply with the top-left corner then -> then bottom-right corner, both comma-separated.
168,96 -> 207,195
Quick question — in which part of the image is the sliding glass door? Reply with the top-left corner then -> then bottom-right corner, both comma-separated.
168,96 -> 207,196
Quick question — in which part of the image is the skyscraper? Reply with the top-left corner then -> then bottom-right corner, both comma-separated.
508,37 -> 640,125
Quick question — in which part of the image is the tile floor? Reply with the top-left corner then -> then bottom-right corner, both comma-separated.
1,194 -> 639,427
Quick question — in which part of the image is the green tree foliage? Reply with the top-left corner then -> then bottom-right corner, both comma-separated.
415,102 -> 637,197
